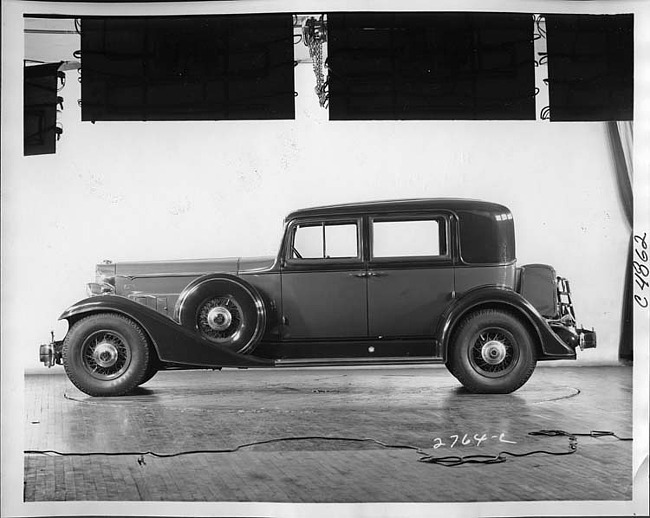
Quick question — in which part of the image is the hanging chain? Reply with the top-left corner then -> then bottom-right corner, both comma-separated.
302,16 -> 329,108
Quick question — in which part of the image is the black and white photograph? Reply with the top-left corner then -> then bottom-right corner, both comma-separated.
1,0 -> 648,517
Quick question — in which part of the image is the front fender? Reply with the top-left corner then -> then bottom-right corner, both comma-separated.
59,295 -> 273,367
436,286 -> 576,361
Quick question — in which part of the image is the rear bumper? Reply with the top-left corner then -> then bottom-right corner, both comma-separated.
544,274 -> 596,354
578,328 -> 597,350
547,322 -> 596,357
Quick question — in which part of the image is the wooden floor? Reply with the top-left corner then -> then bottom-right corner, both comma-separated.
24,365 -> 633,503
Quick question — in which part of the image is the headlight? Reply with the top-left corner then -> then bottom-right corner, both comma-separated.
89,261 -> 116,296
95,261 -> 116,284
86,282 -> 115,297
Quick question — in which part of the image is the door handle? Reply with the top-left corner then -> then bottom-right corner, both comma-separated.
367,272 -> 387,278
349,272 -> 368,278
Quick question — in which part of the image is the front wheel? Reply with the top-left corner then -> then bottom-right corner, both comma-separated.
448,309 -> 536,394
138,359 -> 159,386
63,313 -> 151,396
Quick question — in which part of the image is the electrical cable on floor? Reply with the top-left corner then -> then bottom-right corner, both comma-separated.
529,429 -> 633,441
25,436 -> 428,458
418,429 -> 632,467
418,433 -> 578,467
24,429 -> 632,467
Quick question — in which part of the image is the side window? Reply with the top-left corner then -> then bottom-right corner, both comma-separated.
293,225 -> 323,258
291,221 -> 358,260
372,218 -> 445,258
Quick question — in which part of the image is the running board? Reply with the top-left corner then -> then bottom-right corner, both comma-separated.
273,356 -> 444,368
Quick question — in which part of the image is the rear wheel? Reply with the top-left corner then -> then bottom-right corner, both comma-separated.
448,309 -> 536,394
63,313 -> 151,397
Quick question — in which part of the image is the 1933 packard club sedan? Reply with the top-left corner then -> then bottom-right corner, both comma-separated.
40,199 -> 596,396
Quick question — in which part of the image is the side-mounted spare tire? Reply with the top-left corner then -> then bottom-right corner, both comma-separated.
63,313 -> 152,397
175,275 -> 267,354
448,309 -> 537,394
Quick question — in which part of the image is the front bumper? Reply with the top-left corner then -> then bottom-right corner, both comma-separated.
39,339 -> 63,367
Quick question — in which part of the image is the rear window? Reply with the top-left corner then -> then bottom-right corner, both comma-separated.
458,210 -> 515,264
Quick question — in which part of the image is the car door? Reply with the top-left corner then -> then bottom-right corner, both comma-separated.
366,214 -> 455,340
280,217 -> 368,342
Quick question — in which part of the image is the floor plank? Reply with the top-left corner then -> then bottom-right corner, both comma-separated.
23,365 -> 633,502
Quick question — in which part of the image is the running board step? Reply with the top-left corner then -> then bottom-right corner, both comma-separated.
273,356 -> 443,368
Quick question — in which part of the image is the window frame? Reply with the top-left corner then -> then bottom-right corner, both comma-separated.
284,217 -> 364,267
368,214 -> 451,264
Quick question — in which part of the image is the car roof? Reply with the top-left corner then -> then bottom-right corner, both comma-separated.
285,198 -> 511,221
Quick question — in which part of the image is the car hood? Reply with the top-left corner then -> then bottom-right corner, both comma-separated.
113,256 -> 276,277
237,256 -> 277,273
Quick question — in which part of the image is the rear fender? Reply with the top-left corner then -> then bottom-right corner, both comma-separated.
59,295 -> 273,367
436,286 -> 576,361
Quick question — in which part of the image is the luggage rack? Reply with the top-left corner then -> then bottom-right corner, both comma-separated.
557,276 -> 576,322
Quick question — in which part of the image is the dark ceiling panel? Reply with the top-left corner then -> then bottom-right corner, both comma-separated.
24,63 -> 62,156
81,15 -> 295,121
545,14 -> 633,121
327,12 -> 536,120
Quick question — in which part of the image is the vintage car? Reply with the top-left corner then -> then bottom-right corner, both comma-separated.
40,199 -> 596,396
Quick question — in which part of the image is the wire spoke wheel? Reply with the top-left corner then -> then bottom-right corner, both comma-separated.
197,296 -> 244,343
469,328 -> 518,377
176,277 -> 266,355
448,309 -> 536,394
81,330 -> 131,380
63,313 -> 151,397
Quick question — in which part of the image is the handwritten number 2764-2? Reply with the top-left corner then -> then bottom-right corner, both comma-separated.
432,432 -> 516,449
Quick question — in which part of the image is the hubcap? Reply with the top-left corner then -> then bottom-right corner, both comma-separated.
206,306 -> 233,331
81,330 -> 131,380
197,296 -> 243,343
469,328 -> 517,376
93,341 -> 119,368
481,340 -> 507,365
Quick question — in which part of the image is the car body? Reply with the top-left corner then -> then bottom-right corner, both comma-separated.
40,199 -> 596,396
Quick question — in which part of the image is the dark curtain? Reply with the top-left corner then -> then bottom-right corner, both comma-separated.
607,121 -> 633,362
